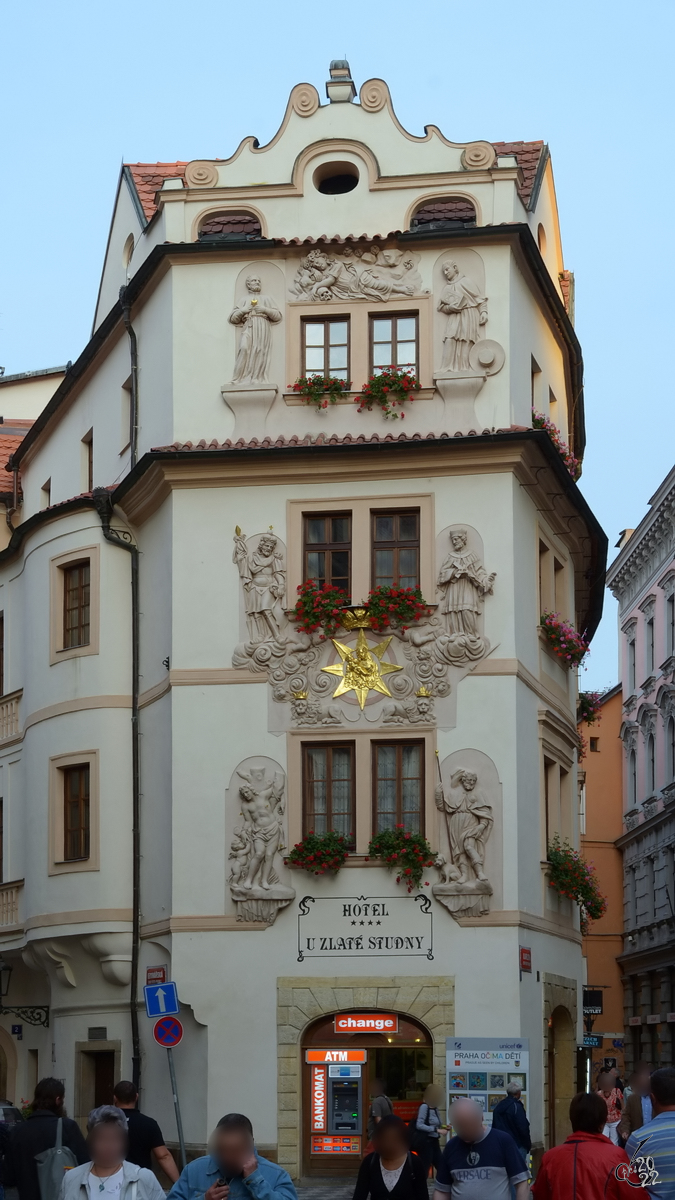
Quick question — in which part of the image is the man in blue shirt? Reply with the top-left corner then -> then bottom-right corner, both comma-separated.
168,1113 -> 297,1200
433,1097 -> 529,1200
625,1068 -> 675,1199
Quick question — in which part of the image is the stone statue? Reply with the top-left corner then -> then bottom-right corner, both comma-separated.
228,764 -> 295,924
433,766 -> 494,919
438,261 -> 487,371
435,770 -> 493,883
229,276 -> 282,384
383,691 -> 434,724
290,694 -> 342,726
436,529 -> 495,662
233,529 -> 286,644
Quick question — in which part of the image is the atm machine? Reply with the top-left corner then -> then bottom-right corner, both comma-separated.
310,1061 -> 364,1157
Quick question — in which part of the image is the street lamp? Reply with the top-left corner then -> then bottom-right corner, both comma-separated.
0,958 -> 49,1027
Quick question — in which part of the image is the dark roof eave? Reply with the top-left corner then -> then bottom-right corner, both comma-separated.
112,427 -> 607,639
10,224 -> 585,470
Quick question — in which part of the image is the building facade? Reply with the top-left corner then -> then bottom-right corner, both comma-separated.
607,470 -> 675,1074
578,684 -> 625,1083
0,63 -> 606,1170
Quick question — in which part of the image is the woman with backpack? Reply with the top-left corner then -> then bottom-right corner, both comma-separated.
5,1077 -> 88,1200
352,1115 -> 428,1200
58,1107 -> 164,1200
414,1083 -> 444,1178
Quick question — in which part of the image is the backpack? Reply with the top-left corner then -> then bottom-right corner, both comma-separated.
407,1103 -> 435,1151
35,1118 -> 78,1200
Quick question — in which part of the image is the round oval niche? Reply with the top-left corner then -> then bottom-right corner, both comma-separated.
313,160 -> 359,195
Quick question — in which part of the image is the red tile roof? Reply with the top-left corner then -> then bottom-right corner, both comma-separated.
126,141 -> 545,222
152,427 -> 530,453
0,422 -> 34,481
491,140 -> 545,206
126,163 -> 188,221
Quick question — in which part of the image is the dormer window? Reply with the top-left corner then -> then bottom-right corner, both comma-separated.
198,211 -> 262,241
410,197 -> 476,231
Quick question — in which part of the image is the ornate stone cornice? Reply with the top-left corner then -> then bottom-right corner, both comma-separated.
659,569 -> 675,597
608,487 -> 675,609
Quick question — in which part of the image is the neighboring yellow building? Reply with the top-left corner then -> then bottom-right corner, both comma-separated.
579,684 -> 625,1082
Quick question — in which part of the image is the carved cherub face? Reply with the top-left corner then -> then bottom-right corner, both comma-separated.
246,276 -> 262,293
443,261 -> 459,281
450,530 -> 468,551
460,772 -> 477,792
258,536 -> 277,556
308,251 -> 329,270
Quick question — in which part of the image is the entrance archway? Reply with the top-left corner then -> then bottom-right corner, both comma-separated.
301,1010 -> 433,1177
548,1006 -> 575,1146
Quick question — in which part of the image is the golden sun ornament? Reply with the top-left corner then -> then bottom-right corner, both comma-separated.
321,628 -> 403,710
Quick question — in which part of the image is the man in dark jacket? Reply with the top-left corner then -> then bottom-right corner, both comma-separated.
5,1077 -> 89,1200
491,1082 -> 531,1163
532,1091 -> 636,1199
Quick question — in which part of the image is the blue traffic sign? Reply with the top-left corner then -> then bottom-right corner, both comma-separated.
144,981 -> 179,1018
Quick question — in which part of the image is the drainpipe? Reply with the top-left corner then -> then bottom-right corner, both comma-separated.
5,457 -> 18,531
119,287 -> 139,469
92,487 -> 141,1091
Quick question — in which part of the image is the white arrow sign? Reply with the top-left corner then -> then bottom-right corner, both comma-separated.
156,988 -> 166,1013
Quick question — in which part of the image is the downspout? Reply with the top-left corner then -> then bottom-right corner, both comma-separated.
92,487 -> 142,1090
5,457 -> 19,531
119,287 -> 139,469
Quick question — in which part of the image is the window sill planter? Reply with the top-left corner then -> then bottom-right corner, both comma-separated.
283,388 -> 436,406
285,831 -> 351,876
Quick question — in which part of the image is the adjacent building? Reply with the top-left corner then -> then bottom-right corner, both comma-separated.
578,684 -> 625,1083
0,62 -> 606,1170
607,470 -> 675,1074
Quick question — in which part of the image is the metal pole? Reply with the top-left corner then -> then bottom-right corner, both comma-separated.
167,1047 -> 187,1170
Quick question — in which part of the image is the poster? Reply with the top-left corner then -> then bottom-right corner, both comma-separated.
446,1038 -> 529,1127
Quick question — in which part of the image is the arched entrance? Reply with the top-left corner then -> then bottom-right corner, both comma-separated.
301,1010 -> 433,1177
0,1026 -> 18,1101
548,1006 -> 575,1146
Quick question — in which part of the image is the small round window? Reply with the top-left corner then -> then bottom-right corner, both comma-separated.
313,161 -> 359,195
122,234 -> 134,268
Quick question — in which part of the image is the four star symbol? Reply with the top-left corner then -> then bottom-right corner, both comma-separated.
321,628 -> 403,710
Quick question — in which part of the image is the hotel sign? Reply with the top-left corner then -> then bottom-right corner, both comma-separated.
297,894 -> 433,961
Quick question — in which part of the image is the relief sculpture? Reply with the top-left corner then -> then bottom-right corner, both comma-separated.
434,765 -> 494,918
233,528 -> 286,644
436,528 -> 495,663
438,261 -> 488,371
228,761 -> 295,925
229,275 -> 282,385
291,246 -> 424,302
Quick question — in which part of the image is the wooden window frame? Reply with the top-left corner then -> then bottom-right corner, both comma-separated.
371,739 -> 425,836
303,512 -> 352,596
63,560 -> 91,650
63,764 -> 91,862
371,508 -> 420,591
302,742 -> 356,847
49,750 -> 100,874
368,312 -> 419,378
301,316 -> 351,382
50,545 -> 100,664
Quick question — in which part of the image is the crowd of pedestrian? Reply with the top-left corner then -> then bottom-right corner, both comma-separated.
0,1066 -> 673,1200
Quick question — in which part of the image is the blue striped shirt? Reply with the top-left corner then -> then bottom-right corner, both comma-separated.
626,1111 -> 675,1199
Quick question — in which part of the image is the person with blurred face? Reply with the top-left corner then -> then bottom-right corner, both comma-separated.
58,1107 -> 165,1200
597,1071 -> 623,1145
619,1063 -> 652,1141
167,1113 -> 296,1200
353,1115 -> 428,1200
433,1098 -> 529,1200
532,1091 -> 640,1199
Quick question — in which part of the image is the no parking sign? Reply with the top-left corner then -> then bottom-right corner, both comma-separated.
153,1016 -> 183,1047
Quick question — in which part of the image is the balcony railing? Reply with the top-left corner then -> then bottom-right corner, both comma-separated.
0,880 -> 23,927
0,690 -> 21,741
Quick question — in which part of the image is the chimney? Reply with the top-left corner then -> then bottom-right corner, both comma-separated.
326,60 -> 356,103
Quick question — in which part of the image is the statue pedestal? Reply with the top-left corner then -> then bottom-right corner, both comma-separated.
432,878 -> 492,920
231,882 -> 295,925
433,372 -> 487,434
222,384 -> 278,443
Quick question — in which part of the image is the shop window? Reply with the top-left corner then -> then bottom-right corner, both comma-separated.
371,510 -> 420,590
369,314 -> 418,378
302,743 -> 355,846
302,318 -> 350,382
303,513 -> 351,595
63,561 -> 91,649
373,741 -> 424,834
63,764 -> 90,862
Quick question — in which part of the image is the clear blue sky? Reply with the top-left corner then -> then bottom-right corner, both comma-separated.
2,0 -> 673,690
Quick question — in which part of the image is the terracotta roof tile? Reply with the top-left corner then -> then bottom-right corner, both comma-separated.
491,140 -> 545,206
0,423 -> 34,480
151,427 -> 528,454
126,163 -> 188,221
